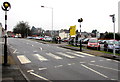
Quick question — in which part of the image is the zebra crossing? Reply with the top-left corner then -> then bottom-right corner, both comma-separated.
17,52 -> 94,64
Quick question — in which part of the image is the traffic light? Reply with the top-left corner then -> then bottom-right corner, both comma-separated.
78,18 -> 83,22
1,2 -> 11,11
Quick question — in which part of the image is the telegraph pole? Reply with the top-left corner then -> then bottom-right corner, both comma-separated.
1,2 -> 11,65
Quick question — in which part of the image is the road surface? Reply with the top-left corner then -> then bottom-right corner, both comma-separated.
8,38 -> 119,82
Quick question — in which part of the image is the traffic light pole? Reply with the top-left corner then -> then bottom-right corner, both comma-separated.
78,18 -> 83,52
79,22 -> 82,51
1,2 -> 11,66
3,11 -> 8,65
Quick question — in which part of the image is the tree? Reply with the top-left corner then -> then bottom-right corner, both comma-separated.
13,21 -> 31,38
104,33 -> 120,40
91,29 -> 97,37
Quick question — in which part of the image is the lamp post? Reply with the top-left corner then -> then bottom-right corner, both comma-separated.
1,2 -> 11,65
78,18 -> 83,52
109,14 -> 116,57
41,6 -> 53,39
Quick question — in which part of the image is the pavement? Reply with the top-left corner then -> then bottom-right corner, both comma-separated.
0,38 -> 120,82
0,38 -> 27,82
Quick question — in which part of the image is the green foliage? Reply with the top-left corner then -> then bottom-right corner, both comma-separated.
13,21 -> 31,38
104,33 -> 120,40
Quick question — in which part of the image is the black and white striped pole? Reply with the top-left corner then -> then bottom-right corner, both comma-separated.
1,2 -> 11,65
78,18 -> 83,52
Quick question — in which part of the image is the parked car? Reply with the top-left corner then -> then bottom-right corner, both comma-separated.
82,38 -> 89,44
43,37 -> 52,41
87,38 -> 100,50
104,40 -> 120,53
61,38 -> 69,42
27,36 -> 33,39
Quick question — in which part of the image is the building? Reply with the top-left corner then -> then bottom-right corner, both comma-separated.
118,1 -> 120,33
59,29 -> 69,39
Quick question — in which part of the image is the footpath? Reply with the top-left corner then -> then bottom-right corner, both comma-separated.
0,38 -> 27,82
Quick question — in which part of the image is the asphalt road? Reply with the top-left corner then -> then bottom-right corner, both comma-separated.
8,38 -> 119,82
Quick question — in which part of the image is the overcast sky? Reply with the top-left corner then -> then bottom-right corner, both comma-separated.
0,0 -> 119,33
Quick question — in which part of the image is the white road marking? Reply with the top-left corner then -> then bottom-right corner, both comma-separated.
39,68 -> 47,71
90,61 -> 95,63
68,63 -> 72,65
88,63 -> 120,71
56,52 -> 75,59
33,51 -> 37,53
54,65 -> 63,68
34,54 -> 48,62
27,70 -> 34,72
66,52 -> 85,57
46,53 -> 63,60
106,59 -> 112,61
81,64 -> 109,78
17,55 -> 31,64
111,78 -> 117,80
26,43 -> 29,44
76,52 -> 95,57
80,62 -> 86,63
29,71 -> 50,82
13,49 -> 17,53
31,45 -> 34,46
39,47 -> 43,50
99,60 -> 104,61
113,60 -> 119,63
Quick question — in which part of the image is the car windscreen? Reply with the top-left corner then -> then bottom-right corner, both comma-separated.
108,41 -> 119,45
89,39 -> 98,43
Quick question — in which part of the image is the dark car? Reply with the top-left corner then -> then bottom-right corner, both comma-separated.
82,38 -> 89,44
104,40 -> 120,53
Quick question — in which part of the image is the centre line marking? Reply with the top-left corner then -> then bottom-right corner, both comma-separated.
54,65 -> 63,68
39,68 -> 47,71
81,64 -> 109,78
90,61 -> 95,63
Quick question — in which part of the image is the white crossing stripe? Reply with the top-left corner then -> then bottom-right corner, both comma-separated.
17,55 -> 31,64
66,52 -> 85,57
56,52 -> 75,59
34,54 -> 48,61
46,53 -> 63,60
75,52 -> 95,57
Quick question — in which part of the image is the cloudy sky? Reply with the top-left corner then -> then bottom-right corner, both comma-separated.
0,0 -> 119,33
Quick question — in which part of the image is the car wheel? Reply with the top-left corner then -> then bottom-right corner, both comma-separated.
98,47 -> 100,51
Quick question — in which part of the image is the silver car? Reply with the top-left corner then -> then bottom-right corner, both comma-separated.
104,40 -> 120,53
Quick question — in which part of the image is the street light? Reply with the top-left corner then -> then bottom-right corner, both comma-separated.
78,18 -> 83,52
1,2 -> 11,65
109,14 -> 116,57
41,6 -> 53,39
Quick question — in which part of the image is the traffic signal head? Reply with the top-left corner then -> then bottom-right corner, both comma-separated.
78,18 -> 83,22
1,2 -> 11,11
